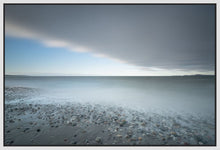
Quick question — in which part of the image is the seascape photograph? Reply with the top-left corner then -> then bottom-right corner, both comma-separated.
4,4 -> 216,146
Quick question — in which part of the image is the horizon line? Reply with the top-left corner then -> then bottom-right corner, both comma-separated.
4,74 -> 215,77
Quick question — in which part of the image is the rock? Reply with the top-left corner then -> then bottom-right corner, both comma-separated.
85,139 -> 89,144
116,134 -> 122,138
10,140 -> 14,144
173,123 -> 180,128
95,137 -> 102,143
125,135 -> 130,138
119,120 -> 127,127
6,130 -> 10,133
171,132 -> 177,136
64,138 -> 68,142
129,125 -> 133,129
152,132 -> 156,136
141,122 -> 146,126
138,137 -> 142,141
160,126 -> 167,131
37,129 -> 41,132
9,120 -> 15,123
127,130 -> 133,136
137,129 -> 144,133
23,128 -> 29,132
82,130 -> 86,133
198,141 -> 203,145
73,141 -> 77,144
70,116 -> 77,122
72,123 -> 77,126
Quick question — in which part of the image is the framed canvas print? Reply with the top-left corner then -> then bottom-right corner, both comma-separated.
3,2 -> 216,147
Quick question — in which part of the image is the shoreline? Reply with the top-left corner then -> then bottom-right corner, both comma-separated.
4,101 -> 215,146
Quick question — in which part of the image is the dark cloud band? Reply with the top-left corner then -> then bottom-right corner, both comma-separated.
5,5 -> 215,73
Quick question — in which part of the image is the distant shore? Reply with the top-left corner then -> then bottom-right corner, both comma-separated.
5,74 -> 215,77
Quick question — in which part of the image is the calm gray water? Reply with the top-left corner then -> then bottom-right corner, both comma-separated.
5,75 -> 215,118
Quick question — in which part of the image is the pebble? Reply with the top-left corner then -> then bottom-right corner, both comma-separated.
127,130 -> 133,136
152,132 -> 156,136
23,128 -> 29,132
95,137 -> 102,143
138,137 -> 142,141
9,120 -> 15,123
85,139 -> 89,144
125,135 -> 130,138
73,141 -> 77,144
72,123 -> 77,126
82,130 -> 86,133
116,134 -> 122,138
119,120 -> 127,127
199,141 -> 203,145
171,132 -> 177,136
64,138 -> 68,142
141,122 -> 146,126
37,129 -> 41,132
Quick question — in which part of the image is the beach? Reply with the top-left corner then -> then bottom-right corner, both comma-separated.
5,92 -> 215,145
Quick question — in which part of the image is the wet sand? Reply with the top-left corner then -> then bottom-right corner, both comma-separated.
5,101 -> 215,146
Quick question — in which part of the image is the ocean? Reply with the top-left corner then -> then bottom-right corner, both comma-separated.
5,75 -> 215,117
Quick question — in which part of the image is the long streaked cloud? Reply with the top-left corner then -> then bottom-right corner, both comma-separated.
5,5 -> 215,74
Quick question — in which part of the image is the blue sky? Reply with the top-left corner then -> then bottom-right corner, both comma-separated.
5,36 -> 140,76
5,5 -> 215,76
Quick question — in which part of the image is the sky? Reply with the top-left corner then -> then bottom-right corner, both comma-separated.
5,5 -> 215,76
